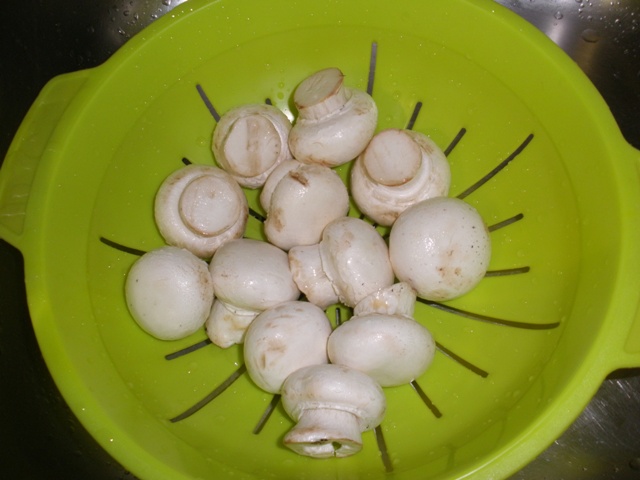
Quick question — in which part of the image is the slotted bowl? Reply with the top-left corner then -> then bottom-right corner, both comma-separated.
0,0 -> 639,478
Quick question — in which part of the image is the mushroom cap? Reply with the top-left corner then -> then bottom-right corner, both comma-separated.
212,104 -> 293,188
261,162 -> 350,251
288,244 -> 339,309
389,197 -> 491,301
204,299 -> 259,349
327,313 -> 435,387
154,164 -> 248,259
243,301 -> 332,393
353,282 -> 417,318
288,68 -> 377,168
281,363 -> 386,432
351,129 -> 451,227
208,238 -> 300,311
319,217 -> 395,307
125,246 -> 214,340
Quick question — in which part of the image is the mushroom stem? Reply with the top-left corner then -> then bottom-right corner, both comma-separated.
283,408 -> 362,458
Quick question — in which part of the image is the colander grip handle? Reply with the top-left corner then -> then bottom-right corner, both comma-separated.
0,70 -> 90,250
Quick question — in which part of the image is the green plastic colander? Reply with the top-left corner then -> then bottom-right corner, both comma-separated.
1,0 -> 639,478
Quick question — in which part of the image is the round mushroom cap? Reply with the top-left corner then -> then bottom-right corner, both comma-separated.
319,217 -> 394,307
154,164 -> 248,259
328,313 -> 435,387
262,162 -> 350,251
209,238 -> 300,311
389,197 -> 491,301
125,246 -> 214,340
281,363 -> 386,432
212,104 -> 293,188
243,301 -> 332,393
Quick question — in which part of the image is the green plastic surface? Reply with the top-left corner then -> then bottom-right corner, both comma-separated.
1,0 -> 639,478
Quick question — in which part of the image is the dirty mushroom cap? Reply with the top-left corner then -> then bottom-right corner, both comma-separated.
154,164 -> 248,259
243,301 -> 332,394
389,196 -> 491,301
281,363 -> 386,458
212,104 -> 293,188
288,67 -> 377,168
319,217 -> 395,307
327,312 -> 435,387
260,161 -> 350,251
209,238 -> 300,312
125,246 -> 214,341
351,129 -> 451,227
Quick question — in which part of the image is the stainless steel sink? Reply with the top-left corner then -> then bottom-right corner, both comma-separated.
0,1 -> 638,478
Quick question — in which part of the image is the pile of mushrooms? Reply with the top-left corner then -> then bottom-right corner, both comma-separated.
123,66 -> 491,461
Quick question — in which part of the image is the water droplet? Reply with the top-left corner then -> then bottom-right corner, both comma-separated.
163,0 -> 172,5
581,28 -> 600,42
554,11 -> 564,20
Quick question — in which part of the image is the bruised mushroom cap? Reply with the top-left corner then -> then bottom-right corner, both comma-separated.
327,313 -> 435,387
351,128 -> 451,227
243,301 -> 332,394
125,246 -> 214,340
288,67 -> 377,168
389,197 -> 491,301
281,363 -> 386,458
319,217 -> 395,307
154,164 -> 248,259
209,238 -> 300,312
260,160 -> 350,250
212,103 -> 293,188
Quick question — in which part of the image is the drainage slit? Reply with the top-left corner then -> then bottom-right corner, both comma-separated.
374,425 -> 394,473
457,133 -> 534,199
435,341 -> 489,378
196,84 -> 221,122
99,237 -> 146,256
367,41 -> 378,96
170,364 -> 247,423
165,338 -> 213,360
253,394 -> 281,434
410,380 -> 442,418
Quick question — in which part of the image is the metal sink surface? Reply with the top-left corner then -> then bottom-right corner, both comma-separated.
0,1 -> 639,478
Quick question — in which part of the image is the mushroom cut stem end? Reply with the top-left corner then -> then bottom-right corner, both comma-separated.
283,408 -> 362,458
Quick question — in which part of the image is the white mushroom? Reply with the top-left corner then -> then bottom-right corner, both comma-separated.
288,217 -> 395,309
327,312 -> 435,387
206,238 -> 300,348
259,159 -> 350,250
212,104 -> 293,188
243,301 -> 332,394
154,164 -> 248,259
288,67 -> 377,168
389,197 -> 491,301
280,364 -> 386,458
350,128 -> 451,226
353,281 -> 417,318
125,246 -> 214,340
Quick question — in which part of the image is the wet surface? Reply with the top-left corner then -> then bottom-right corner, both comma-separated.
0,0 -> 639,478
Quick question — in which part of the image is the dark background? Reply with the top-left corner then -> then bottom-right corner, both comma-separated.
1,1 -> 639,478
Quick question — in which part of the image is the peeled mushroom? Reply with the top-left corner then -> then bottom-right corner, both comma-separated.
206,238 -> 300,348
288,217 -> 394,308
281,364 -> 386,458
259,159 -> 350,250
212,104 -> 293,188
350,128 -> 451,226
154,164 -> 248,259
243,301 -> 332,394
389,197 -> 491,301
125,246 -> 214,340
288,67 -> 377,168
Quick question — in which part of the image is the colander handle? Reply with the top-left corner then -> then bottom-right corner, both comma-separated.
0,70 -> 90,250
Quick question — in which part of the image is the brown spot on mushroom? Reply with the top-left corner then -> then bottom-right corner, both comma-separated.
269,207 -> 285,232
288,170 -> 310,187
